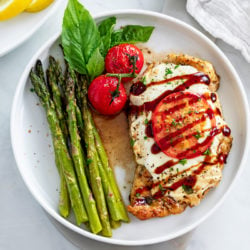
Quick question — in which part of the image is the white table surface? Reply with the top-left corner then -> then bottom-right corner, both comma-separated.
1,0 -> 250,249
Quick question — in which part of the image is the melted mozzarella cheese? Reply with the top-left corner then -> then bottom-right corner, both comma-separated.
130,63 -> 226,185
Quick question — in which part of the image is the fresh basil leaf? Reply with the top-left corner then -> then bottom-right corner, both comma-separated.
110,29 -> 123,46
98,16 -> 116,56
61,0 -> 104,79
86,48 -> 105,81
111,25 -> 154,46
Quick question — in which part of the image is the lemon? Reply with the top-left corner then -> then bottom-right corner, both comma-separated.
0,0 -> 32,21
25,0 -> 54,13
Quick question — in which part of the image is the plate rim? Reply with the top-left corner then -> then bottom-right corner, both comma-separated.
0,0 -> 61,57
10,9 -> 250,246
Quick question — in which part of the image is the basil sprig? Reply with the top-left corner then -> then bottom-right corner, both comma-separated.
62,0 -> 155,82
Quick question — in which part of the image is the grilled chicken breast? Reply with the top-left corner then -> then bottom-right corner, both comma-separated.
127,54 -> 232,220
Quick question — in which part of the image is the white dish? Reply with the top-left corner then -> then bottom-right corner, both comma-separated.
11,10 -> 249,245
0,0 -> 61,57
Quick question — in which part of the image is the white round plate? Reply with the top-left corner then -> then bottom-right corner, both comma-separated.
0,0 -> 61,57
11,10 -> 249,245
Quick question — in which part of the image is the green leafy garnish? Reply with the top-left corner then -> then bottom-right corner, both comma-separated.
194,131 -> 201,139
144,136 -> 148,140
144,118 -> 149,124
174,64 -> 180,69
179,159 -> 187,165
165,68 -> 173,75
62,0 -> 154,83
171,119 -> 177,127
62,0 -> 104,81
98,16 -> 116,57
203,149 -> 211,155
111,25 -> 154,46
130,139 -> 135,146
136,193 -> 141,197
159,184 -> 166,194
182,185 -> 193,194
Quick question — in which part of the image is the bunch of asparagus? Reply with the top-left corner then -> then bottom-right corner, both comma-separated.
29,56 -> 129,237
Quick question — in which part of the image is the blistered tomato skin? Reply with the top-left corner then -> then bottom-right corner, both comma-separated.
88,75 -> 127,115
105,44 -> 144,82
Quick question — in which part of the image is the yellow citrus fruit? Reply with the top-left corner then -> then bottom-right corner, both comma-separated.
25,0 -> 54,13
0,0 -> 32,21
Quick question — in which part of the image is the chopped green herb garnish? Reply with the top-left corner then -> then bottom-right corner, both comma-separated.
203,149 -> 211,155
165,68 -> 173,75
142,76 -> 147,85
144,118 -> 149,124
130,139 -> 135,146
194,131 -> 201,139
170,167 -> 174,171
182,185 -> 193,194
136,193 -> 141,197
144,136 -> 148,140
174,64 -> 180,69
188,110 -> 192,114
171,119 -> 177,127
159,184 -> 166,194
179,159 -> 187,165
176,168 -> 179,173
86,158 -> 93,165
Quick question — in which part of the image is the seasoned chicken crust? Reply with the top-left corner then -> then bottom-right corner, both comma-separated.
127,54 -> 232,220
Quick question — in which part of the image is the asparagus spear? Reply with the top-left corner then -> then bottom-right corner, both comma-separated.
30,70 -> 88,225
67,66 -> 89,180
75,105 -> 85,144
82,86 -> 112,237
65,70 -> 102,234
56,151 -> 70,218
35,60 -> 70,218
92,125 -> 129,222
80,75 -> 129,222
95,153 -> 122,221
110,219 -> 121,229
35,60 -> 46,83
53,58 -> 66,91
46,56 -> 68,139
67,67 -> 85,145
78,75 -> 129,222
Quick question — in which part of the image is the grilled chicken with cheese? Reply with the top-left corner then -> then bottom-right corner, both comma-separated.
127,54 -> 232,220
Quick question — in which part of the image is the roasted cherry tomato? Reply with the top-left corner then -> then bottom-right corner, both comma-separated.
88,75 -> 127,115
152,92 -> 216,159
105,44 -> 144,82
